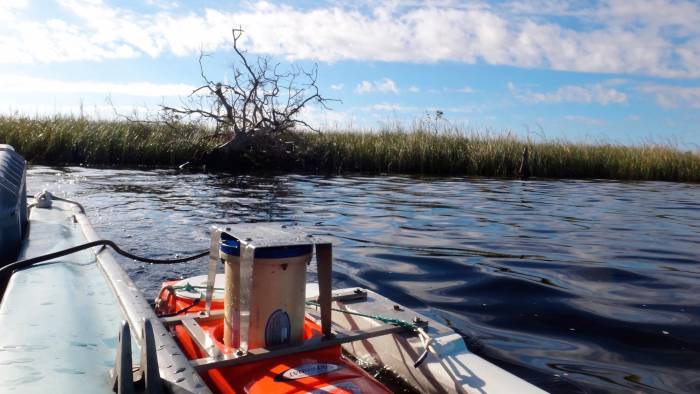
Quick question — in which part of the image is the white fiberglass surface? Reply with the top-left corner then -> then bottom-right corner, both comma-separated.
0,201 -> 129,393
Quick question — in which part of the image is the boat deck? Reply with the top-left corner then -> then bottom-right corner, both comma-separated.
0,200 -> 128,393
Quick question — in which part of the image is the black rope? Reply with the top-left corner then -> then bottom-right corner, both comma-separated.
414,348 -> 430,368
0,240 -> 208,280
158,295 -> 202,318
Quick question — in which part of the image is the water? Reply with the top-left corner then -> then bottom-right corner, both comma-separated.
26,166 -> 700,394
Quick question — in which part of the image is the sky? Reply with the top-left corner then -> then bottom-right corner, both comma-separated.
1,0 -> 699,148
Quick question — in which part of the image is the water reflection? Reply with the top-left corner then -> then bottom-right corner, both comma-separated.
26,166 -> 700,394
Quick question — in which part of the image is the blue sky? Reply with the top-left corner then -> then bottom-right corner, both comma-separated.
1,0 -> 699,148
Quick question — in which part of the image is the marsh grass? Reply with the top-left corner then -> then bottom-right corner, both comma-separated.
1,115 -> 698,182
0,116 -> 218,166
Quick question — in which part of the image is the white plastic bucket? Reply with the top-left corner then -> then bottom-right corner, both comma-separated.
220,237 -> 312,349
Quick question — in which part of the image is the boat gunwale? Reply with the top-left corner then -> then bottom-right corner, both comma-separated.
72,204 -> 211,394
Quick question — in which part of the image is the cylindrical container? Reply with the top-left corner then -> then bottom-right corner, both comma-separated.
220,236 -> 312,350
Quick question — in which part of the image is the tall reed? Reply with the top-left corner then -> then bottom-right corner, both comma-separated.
0,116 -> 217,166
1,116 -> 698,182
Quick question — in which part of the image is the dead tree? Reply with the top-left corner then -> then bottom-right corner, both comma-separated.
162,28 -> 333,165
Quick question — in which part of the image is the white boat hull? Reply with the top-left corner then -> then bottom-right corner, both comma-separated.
306,284 -> 547,394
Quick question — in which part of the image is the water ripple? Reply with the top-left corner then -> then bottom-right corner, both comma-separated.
26,167 -> 700,394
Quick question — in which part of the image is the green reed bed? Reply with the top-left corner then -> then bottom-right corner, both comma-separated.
1,116 -> 699,182
295,130 -> 525,175
295,130 -> 700,181
0,116 -> 217,166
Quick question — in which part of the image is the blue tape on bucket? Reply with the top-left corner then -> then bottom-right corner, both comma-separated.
220,235 -> 312,258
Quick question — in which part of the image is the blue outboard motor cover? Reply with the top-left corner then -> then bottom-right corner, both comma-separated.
0,145 -> 27,265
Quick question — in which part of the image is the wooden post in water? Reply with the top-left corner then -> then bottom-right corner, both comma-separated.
518,146 -> 530,180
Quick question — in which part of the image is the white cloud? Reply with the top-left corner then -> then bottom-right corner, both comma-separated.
0,1 -> 699,78
371,103 -> 416,111
355,81 -> 373,94
360,102 -> 470,116
510,82 -> 628,105
330,83 -> 344,91
563,115 -> 606,126
144,0 -> 179,10
355,78 -> 400,94
447,86 -> 474,93
0,0 -> 29,13
298,105 -> 357,130
408,85 -> 420,93
0,74 -> 196,97
636,84 -> 700,108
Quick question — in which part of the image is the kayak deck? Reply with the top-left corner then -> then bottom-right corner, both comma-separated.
0,200 -> 128,392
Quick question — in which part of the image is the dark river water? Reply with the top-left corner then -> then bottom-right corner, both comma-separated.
26,166 -> 700,394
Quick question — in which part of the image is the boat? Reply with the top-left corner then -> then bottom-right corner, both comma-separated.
0,145 -> 546,393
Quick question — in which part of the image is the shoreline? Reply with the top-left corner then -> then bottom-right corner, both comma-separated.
2,116 -> 699,182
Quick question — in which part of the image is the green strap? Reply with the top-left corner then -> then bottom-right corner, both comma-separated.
305,300 -> 417,330
170,282 -> 223,300
171,283 -> 225,292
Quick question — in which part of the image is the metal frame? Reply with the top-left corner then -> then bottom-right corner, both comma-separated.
203,223 -> 335,338
181,316 -> 223,359
190,322 -> 409,372
158,306 -> 413,373
159,287 -> 382,370
175,223 -> 423,373
163,306 -> 409,372
160,288 -> 368,327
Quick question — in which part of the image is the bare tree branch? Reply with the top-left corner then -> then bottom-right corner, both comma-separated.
157,28 -> 334,143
